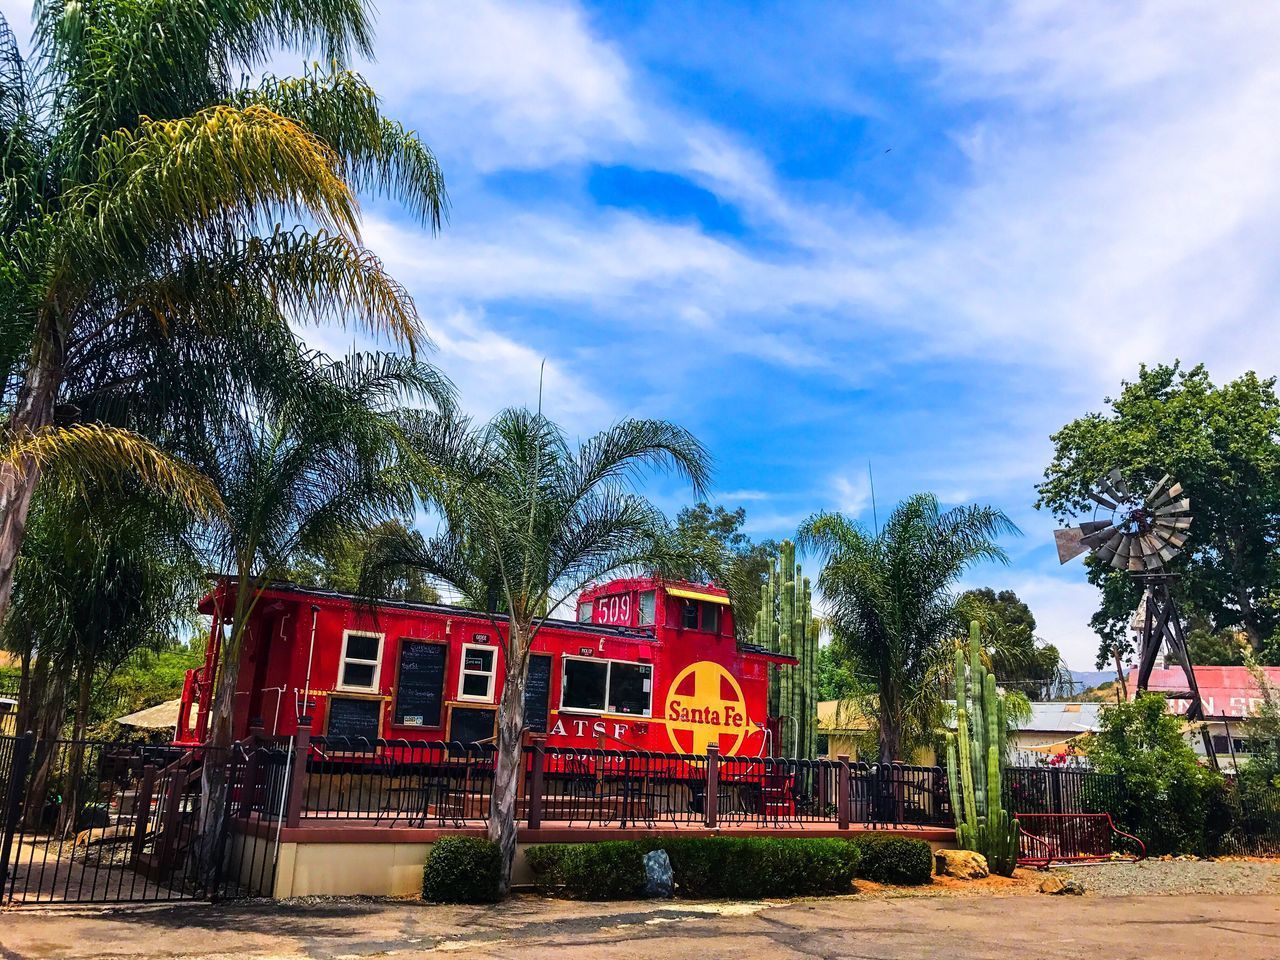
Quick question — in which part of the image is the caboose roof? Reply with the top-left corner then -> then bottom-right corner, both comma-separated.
198,576 -> 796,663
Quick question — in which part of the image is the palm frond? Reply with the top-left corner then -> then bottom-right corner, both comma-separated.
6,423 -> 223,518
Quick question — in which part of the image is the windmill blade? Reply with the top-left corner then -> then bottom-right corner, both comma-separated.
1054,527 -> 1091,563
1108,468 -> 1132,499
1155,498 -> 1191,516
1080,524 -> 1117,548
1081,519 -> 1112,534
1158,542 -> 1183,563
1096,471 -> 1126,503
1088,489 -> 1121,511
1148,482 -> 1185,510
1097,531 -> 1123,564
1145,474 -> 1171,505
1154,516 -> 1192,531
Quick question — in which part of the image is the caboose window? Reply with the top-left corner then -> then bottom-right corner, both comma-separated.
561,657 -> 607,711
338,631 -> 383,692
608,662 -> 652,715
458,644 -> 496,702
638,590 -> 656,626
577,602 -> 592,623
561,657 -> 653,716
702,603 -> 720,634
680,600 -> 699,629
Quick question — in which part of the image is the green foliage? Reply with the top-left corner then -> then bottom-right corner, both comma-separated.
526,841 -> 645,900
1084,693 -> 1224,855
665,502 -> 778,640
753,540 -> 820,758
816,644 -> 865,702
799,494 -> 1018,763
528,838 -> 862,899
1037,363 -> 1280,664
289,519 -> 441,603
639,837 -> 860,898
957,588 -> 1068,700
422,836 -> 503,903
852,835 -> 934,885
945,622 -> 1019,876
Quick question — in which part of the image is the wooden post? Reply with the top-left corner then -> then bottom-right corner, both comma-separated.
285,718 -> 312,830
705,743 -> 720,828
527,735 -> 546,830
239,721 -> 264,819
130,764 -> 158,865
837,755 -> 850,830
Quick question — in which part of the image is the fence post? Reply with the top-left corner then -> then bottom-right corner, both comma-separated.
1,730 -> 34,887
705,743 -> 720,828
239,721 -> 264,819
130,763 -> 158,866
285,718 -> 312,830
837,755 -> 850,830
527,735 -> 546,830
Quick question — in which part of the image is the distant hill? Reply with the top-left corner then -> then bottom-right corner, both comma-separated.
1070,670 -> 1117,691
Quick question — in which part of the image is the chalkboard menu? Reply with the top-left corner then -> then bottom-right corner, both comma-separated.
448,705 -> 496,748
523,654 -> 552,733
393,640 -> 446,727
326,696 -> 382,742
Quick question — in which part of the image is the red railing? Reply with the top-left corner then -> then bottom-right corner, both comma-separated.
1016,812 -> 1146,867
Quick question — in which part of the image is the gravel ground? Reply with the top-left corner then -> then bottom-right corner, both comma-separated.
1059,858 -> 1280,896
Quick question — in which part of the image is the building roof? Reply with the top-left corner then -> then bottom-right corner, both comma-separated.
1019,701 -> 1104,734
1126,665 -> 1280,719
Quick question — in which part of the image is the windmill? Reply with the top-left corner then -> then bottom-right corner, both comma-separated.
1054,469 -> 1215,764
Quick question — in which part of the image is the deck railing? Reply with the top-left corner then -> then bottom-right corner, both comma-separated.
288,735 -> 953,830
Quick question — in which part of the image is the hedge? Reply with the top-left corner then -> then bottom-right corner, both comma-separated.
527,837 -> 861,900
422,836 -> 503,903
853,835 -> 933,885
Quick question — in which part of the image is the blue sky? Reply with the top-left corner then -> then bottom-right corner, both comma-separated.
8,0 -> 1279,666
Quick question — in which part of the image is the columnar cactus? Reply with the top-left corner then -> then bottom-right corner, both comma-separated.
945,621 -> 1019,876
753,541 -> 819,758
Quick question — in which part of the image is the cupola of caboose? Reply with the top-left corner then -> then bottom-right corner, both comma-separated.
575,577 -> 734,639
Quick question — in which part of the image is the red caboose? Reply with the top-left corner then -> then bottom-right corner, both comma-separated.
177,576 -> 795,757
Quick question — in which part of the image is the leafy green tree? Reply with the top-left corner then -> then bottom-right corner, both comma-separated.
799,494 -> 1017,764
1084,693 -> 1224,855
196,351 -> 448,870
290,519 -> 441,603
365,410 -> 711,892
957,588 -> 1068,700
664,502 -> 777,640
815,643 -> 863,702
0,0 -> 445,623
1037,363 -> 1280,663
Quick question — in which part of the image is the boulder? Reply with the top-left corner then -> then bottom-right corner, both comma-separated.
1039,875 -> 1085,895
935,849 -> 989,880
643,849 -> 673,899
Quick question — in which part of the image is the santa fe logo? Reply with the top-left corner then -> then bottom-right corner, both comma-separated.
665,661 -> 751,755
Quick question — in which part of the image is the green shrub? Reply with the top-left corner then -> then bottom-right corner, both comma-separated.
640,837 -> 860,899
525,841 -> 646,900
854,836 -> 933,885
525,837 -> 861,900
422,836 -> 503,903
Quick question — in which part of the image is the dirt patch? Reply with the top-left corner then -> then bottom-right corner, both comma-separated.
854,868 -> 1042,899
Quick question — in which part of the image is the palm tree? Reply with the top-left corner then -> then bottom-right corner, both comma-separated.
365,409 -> 711,891
798,494 -> 1017,764
0,0 -> 445,619
193,350 -> 448,872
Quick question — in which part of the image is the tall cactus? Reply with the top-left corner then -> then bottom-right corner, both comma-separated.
945,621 -> 1019,876
753,541 -> 819,758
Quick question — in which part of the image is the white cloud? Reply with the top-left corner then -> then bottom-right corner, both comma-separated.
982,573 -> 1106,670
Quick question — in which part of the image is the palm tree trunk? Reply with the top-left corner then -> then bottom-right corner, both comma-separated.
23,653 -> 71,829
488,621 -> 528,895
0,319 -> 67,623
198,581 -> 252,889
878,681 -> 901,765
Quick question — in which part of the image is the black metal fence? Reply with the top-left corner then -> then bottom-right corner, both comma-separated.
1215,773 -> 1280,856
0,733 -> 282,905
1003,765 -> 1125,817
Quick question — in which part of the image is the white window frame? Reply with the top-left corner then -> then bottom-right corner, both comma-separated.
558,655 -> 653,718
458,643 -> 497,702
637,590 -> 657,626
337,630 -> 384,693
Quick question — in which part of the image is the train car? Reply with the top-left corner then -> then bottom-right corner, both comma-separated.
175,576 -> 796,758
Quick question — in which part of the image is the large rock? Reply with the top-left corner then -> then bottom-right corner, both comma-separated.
643,849 -> 673,899
935,849 -> 989,880
1039,875 -> 1085,895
